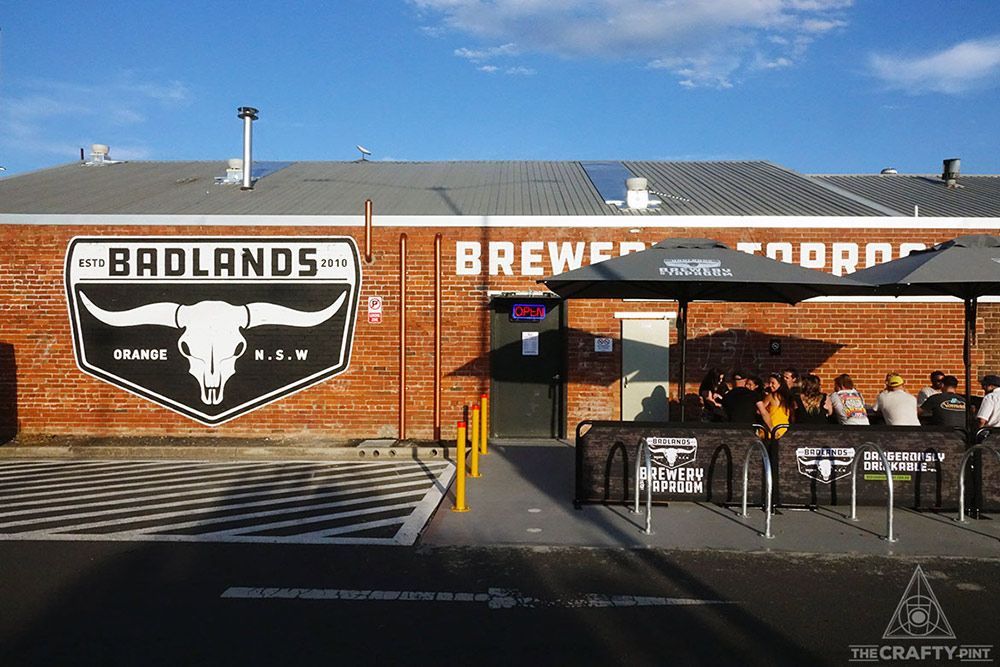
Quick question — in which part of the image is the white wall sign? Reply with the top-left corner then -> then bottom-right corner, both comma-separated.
521,331 -> 539,356
367,295 -> 383,324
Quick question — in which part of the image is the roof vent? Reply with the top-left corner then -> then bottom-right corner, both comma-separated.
879,167 -> 898,175
84,143 -> 122,166
626,177 -> 651,210
216,158 -> 245,185
942,158 -> 961,188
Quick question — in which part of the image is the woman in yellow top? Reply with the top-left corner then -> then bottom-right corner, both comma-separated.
757,372 -> 795,438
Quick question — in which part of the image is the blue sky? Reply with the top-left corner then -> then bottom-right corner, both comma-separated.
1,1 -> 998,176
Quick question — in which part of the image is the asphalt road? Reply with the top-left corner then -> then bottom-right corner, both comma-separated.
1,540 -> 996,666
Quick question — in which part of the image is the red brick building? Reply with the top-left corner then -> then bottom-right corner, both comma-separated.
1,157 -> 998,441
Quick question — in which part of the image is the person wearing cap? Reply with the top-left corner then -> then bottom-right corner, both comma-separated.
722,371 -> 763,424
917,371 -> 946,408
975,375 -> 1000,429
920,375 -> 967,428
873,373 -> 920,426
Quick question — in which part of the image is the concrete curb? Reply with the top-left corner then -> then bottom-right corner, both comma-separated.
0,444 -> 450,461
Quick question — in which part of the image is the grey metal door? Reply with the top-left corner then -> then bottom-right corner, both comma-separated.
490,298 -> 564,438
621,319 -> 671,421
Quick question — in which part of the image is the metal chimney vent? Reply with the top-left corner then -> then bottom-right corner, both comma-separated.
942,158 -> 961,188
237,106 -> 259,190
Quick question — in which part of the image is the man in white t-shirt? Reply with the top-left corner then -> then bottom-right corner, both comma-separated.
873,374 -> 920,426
976,375 -> 1000,428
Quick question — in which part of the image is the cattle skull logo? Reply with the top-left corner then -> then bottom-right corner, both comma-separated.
795,447 -> 855,483
66,237 -> 361,426
78,292 -> 347,406
646,437 -> 698,469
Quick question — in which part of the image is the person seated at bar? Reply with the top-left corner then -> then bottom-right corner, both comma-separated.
920,375 -> 967,428
917,370 -> 946,408
757,372 -> 795,437
872,374 -> 920,425
975,374 -> 1000,429
722,370 -> 762,424
825,373 -> 870,425
781,367 -> 801,396
793,373 -> 829,424
698,367 -> 728,422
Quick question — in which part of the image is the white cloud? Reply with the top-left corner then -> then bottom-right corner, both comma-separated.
412,0 -> 853,87
505,66 -> 536,76
454,43 -> 518,61
0,73 -> 192,165
478,65 -> 500,73
869,36 -> 1000,94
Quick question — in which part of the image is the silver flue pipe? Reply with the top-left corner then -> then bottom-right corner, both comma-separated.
237,106 -> 259,190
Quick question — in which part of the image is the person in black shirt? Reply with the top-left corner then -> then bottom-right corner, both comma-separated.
920,375 -> 967,428
723,372 -> 763,423
699,367 -> 728,422
794,373 -> 829,424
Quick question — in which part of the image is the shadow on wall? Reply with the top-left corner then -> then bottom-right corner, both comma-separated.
683,329 -> 846,379
0,343 -> 17,443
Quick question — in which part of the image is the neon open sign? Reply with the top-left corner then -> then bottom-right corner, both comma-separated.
511,303 -> 547,321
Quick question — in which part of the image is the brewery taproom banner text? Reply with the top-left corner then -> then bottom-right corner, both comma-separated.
454,240 -> 929,276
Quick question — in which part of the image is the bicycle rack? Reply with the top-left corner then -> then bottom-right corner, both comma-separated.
849,442 -> 897,542
740,440 -> 774,539
957,443 -> 1000,523
632,438 -> 653,535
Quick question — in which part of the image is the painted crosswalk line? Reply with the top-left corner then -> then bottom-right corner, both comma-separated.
0,460 -> 454,545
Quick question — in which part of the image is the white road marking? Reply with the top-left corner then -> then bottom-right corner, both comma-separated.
7,484 -> 429,535
221,586 -> 738,609
0,461 -> 423,508
0,467 -> 446,528
0,460 -> 455,545
0,460 -> 269,486
0,461 -> 349,500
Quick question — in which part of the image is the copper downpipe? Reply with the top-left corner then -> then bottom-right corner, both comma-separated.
364,199 -> 373,263
399,233 -> 407,440
433,233 -> 442,441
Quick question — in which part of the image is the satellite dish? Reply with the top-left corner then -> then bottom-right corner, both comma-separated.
357,145 -> 372,161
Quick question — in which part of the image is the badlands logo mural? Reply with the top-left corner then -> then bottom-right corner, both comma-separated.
65,237 -> 360,426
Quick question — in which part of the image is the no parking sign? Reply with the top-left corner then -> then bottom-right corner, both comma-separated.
368,296 -> 383,324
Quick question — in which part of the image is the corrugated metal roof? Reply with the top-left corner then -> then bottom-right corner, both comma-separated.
1,159 -> 988,217
813,174 -> 1000,218
626,161 -> 883,216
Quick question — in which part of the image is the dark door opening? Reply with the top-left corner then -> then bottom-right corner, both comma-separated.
489,297 -> 565,438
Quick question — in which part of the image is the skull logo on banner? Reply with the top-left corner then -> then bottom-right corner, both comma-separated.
65,237 -> 361,425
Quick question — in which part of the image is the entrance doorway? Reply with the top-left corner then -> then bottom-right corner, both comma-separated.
489,297 -> 565,438
621,319 -> 671,421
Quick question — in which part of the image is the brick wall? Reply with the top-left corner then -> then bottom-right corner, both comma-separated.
0,222 -> 994,439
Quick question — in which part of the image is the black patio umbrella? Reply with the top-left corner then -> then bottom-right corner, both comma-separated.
850,234 -> 1000,437
538,238 -> 868,419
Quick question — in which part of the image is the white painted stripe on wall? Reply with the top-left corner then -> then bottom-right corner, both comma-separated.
2,213 -> 1000,230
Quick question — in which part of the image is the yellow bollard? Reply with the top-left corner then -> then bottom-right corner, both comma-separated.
480,393 -> 489,455
470,405 -> 481,478
451,421 -> 469,512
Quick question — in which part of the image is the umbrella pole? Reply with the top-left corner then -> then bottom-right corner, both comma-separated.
964,297 -> 973,439
678,300 -> 688,422
965,297 -> 982,518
